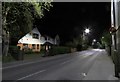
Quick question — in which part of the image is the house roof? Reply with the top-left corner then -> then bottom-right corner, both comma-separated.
18,27 -> 42,44
18,27 -> 56,45
42,42 -> 53,46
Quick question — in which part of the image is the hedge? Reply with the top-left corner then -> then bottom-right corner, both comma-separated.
49,46 -> 71,56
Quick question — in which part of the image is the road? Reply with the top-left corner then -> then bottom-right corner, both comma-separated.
0,43 -> 2,56
2,49 -> 104,81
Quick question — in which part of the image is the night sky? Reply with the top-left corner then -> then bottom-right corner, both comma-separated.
35,2 -> 111,45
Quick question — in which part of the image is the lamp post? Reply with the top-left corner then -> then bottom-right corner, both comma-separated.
83,28 -> 90,40
82,28 -> 90,49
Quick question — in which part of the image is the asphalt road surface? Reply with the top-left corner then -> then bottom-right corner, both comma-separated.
0,43 -> 1,56
2,49 -> 105,81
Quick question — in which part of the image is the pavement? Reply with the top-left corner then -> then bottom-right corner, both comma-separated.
83,49 -> 119,80
2,49 -> 120,81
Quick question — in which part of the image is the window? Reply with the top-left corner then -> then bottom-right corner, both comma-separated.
45,37 -> 47,40
23,44 -> 28,47
33,33 -> 39,39
48,37 -> 50,40
32,44 -> 36,49
37,44 -> 39,49
23,44 -> 28,50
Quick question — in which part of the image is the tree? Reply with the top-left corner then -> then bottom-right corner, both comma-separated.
2,2 -> 52,56
101,31 -> 112,55
101,31 -> 112,47
66,35 -> 82,50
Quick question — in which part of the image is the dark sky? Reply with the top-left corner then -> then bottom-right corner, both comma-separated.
35,2 -> 111,45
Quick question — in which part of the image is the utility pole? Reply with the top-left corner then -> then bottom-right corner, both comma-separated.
111,0 -> 120,78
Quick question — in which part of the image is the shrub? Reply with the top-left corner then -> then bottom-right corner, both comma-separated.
49,46 -> 71,56
76,44 -> 82,51
9,46 -> 20,60
82,44 -> 88,50
24,48 -> 33,54
2,53 -> 16,63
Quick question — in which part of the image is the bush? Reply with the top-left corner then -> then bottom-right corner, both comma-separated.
2,53 -> 16,63
82,44 -> 88,50
9,45 -> 25,60
9,46 -> 20,60
49,46 -> 71,56
24,48 -> 33,54
77,44 -> 82,51
9,46 -> 19,54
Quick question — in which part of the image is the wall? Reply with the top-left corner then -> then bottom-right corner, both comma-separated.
17,43 -> 41,52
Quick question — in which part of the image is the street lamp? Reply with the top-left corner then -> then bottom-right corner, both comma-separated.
85,28 -> 90,34
83,28 -> 90,41
82,28 -> 90,48
93,39 -> 96,42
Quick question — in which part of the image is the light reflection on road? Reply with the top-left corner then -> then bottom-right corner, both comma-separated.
0,36 -> 1,43
92,49 -> 105,52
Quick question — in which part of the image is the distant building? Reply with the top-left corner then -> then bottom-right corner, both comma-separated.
17,28 -> 58,52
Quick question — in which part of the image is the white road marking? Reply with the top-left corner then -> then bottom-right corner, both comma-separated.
17,70 -> 46,80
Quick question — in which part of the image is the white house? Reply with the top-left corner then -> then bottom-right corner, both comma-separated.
17,28 -> 56,52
